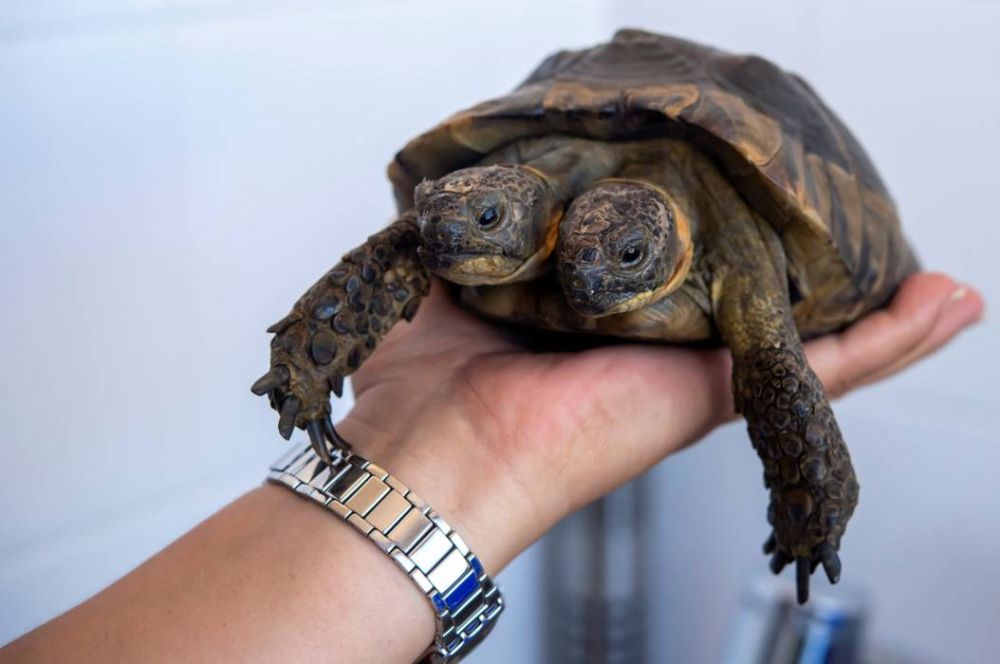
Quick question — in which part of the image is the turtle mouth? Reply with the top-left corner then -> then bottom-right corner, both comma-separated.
602,289 -> 662,315
418,248 -> 525,286
565,287 -> 651,317
562,268 -> 662,318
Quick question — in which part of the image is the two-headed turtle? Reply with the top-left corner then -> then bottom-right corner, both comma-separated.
252,30 -> 917,603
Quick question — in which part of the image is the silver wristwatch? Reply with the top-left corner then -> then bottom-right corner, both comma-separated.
268,441 -> 504,663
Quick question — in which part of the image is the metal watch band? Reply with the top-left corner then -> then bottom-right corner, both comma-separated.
267,442 -> 504,663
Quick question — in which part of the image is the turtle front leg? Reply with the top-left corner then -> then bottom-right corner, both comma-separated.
251,211 -> 430,459
711,220 -> 858,605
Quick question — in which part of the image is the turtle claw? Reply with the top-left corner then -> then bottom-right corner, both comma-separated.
306,419 -> 333,464
251,365 -> 290,395
322,416 -> 351,451
821,547 -> 841,584
266,314 -> 299,335
796,558 -> 810,604
330,375 -> 345,398
764,534 -> 842,604
769,551 -> 791,574
768,550 -> 812,604
278,397 -> 301,440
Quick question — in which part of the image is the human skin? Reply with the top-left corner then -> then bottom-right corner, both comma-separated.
0,273 -> 982,664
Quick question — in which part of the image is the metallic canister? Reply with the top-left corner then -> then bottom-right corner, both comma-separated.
543,479 -> 648,664
723,577 -> 868,664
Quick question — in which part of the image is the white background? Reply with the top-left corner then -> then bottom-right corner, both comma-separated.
1,1 -> 997,662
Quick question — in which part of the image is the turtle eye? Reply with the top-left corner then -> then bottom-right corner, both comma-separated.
620,244 -> 644,267
477,205 -> 501,229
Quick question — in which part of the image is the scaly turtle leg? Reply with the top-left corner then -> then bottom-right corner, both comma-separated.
711,214 -> 858,605
252,211 -> 430,459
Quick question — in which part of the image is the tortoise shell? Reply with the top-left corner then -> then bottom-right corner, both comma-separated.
389,29 -> 916,332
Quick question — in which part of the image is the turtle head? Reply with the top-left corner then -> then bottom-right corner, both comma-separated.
414,165 -> 559,285
557,180 -> 693,317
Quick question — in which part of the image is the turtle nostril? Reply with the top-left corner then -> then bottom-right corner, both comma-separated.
579,247 -> 600,264
423,220 -> 467,250
438,221 -> 466,246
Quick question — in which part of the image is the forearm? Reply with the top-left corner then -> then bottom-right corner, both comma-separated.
1,410 -> 535,664
2,486 -> 436,663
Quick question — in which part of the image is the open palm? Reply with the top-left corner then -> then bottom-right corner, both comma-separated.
340,273 -> 981,560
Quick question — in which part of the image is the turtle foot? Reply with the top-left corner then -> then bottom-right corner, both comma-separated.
251,213 -> 429,450
251,345 -> 352,463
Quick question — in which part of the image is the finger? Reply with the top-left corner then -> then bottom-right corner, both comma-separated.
805,273 -> 957,395
860,284 -> 983,386
804,274 -> 977,398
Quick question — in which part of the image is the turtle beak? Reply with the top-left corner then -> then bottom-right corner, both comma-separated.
418,217 -> 524,284
559,242 -> 621,316
562,267 -> 616,316
420,218 -> 469,256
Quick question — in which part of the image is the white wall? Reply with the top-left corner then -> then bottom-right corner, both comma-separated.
1,2 -> 997,663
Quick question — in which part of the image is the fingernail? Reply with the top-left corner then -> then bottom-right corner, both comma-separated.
944,284 -> 985,325
943,286 -> 970,314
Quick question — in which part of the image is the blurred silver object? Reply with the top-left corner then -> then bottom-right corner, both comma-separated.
543,478 -> 648,664
723,577 -> 869,664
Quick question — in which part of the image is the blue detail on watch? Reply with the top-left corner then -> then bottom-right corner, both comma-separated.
431,593 -> 447,613
469,555 -> 484,577
444,571 -> 478,611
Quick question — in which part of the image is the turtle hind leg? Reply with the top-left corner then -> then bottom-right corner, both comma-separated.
735,345 -> 859,605
251,211 -> 430,450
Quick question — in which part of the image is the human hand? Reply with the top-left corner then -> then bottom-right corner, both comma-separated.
336,273 -> 983,573
2,274 -> 980,664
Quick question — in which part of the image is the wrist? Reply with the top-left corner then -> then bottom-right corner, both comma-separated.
259,484 -> 437,662
268,434 -> 508,661
335,408 -> 542,574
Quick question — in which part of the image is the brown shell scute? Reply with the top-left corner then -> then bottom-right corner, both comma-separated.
389,28 -> 916,322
